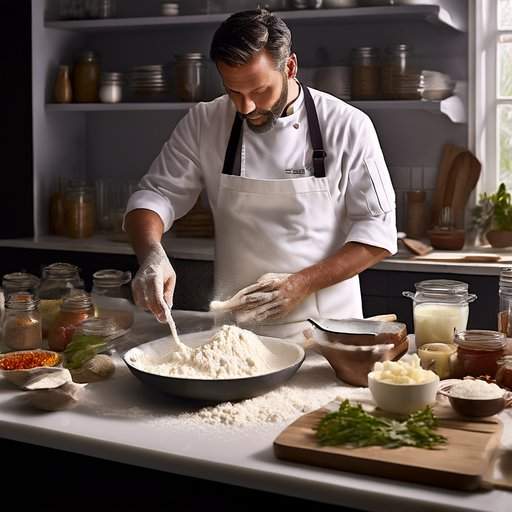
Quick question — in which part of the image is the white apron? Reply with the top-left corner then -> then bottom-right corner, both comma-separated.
213,86 -> 362,338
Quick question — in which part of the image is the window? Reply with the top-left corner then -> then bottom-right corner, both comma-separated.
474,0 -> 512,192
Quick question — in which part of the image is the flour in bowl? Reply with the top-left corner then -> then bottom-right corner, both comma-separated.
136,324 -> 279,379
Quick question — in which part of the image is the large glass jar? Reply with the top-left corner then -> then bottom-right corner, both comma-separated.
64,183 -> 96,238
2,272 -> 41,300
48,293 -> 95,351
91,269 -> 134,330
39,263 -> 84,337
3,292 -> 42,351
381,44 -> 423,100
403,279 -> 477,348
73,51 -> 100,102
452,330 -> 506,378
498,268 -> 512,335
351,47 -> 380,100
175,53 -> 206,102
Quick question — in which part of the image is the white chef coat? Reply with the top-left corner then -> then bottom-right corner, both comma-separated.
126,87 -> 397,258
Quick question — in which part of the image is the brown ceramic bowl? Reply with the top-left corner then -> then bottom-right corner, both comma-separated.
428,229 -> 465,250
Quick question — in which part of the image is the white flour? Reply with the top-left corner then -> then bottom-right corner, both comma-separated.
136,324 -> 279,379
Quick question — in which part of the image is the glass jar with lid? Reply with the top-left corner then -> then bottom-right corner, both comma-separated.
48,293 -> 95,351
351,47 -> 380,100
64,182 -> 96,238
496,356 -> 512,390
175,53 -> 207,102
2,272 -> 41,300
99,72 -> 123,103
403,279 -> 477,348
452,330 -> 506,378
39,263 -> 84,337
91,269 -> 134,330
73,51 -> 100,102
381,44 -> 423,100
498,268 -> 512,335
3,292 -> 42,351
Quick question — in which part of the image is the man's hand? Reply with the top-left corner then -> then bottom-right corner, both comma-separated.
235,272 -> 311,323
131,242 -> 176,323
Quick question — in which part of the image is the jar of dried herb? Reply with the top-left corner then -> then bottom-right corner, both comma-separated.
64,183 -> 96,238
3,292 -> 43,350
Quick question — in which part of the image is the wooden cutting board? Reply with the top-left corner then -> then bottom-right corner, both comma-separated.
274,402 -> 503,491
413,251 -> 512,263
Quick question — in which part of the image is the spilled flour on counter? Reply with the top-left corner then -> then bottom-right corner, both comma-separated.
134,324 -> 279,379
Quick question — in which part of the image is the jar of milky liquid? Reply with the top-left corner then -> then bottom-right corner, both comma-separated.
403,279 -> 476,348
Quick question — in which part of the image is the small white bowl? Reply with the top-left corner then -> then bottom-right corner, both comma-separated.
368,372 -> 440,415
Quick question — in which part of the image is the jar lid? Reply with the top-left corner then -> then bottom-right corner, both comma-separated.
76,317 -> 119,337
93,269 -> 132,287
101,72 -> 123,81
44,262 -> 80,279
176,52 -> 205,60
6,292 -> 39,311
385,43 -> 412,54
454,330 -> 506,351
2,272 -> 41,289
61,293 -> 93,312
500,268 -> 512,285
414,279 -> 469,295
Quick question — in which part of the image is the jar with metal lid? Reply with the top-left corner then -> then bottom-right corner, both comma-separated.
496,356 -> 512,390
2,272 -> 41,300
3,292 -> 43,350
452,330 -> 506,378
175,53 -> 207,102
64,182 -> 96,238
39,263 -> 84,337
73,51 -> 100,102
403,279 -> 477,348
351,47 -> 380,100
381,44 -> 423,100
99,72 -> 123,103
498,268 -> 512,335
91,269 -> 134,330
48,293 -> 95,351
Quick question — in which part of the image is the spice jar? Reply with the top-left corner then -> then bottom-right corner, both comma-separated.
381,44 -> 423,100
73,51 -> 100,102
452,330 -> 506,379
351,47 -> 380,100
99,72 -> 123,103
403,279 -> 477,348
496,356 -> 512,390
64,182 -> 96,238
498,268 -> 512,336
2,272 -> 41,300
91,269 -> 134,330
54,65 -> 72,103
175,53 -> 206,102
48,293 -> 95,351
39,263 -> 84,337
49,177 -> 67,235
3,292 -> 43,351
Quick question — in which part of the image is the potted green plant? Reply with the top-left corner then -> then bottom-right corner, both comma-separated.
472,183 -> 512,248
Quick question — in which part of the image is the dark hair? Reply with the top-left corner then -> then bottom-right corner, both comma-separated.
210,9 -> 292,71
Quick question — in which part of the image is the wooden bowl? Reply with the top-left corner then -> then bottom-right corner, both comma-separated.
428,229 -> 465,250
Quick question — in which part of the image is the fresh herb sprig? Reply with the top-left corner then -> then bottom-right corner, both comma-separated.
64,334 -> 108,369
315,400 -> 447,449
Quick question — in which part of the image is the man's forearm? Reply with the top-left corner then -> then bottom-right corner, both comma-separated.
125,209 -> 165,264
296,242 -> 390,296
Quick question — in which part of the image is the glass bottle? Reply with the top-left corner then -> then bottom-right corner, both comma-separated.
54,65 -> 72,103
175,53 -> 207,102
49,177 -> 67,235
498,268 -> 512,336
402,279 -> 477,347
2,272 -> 41,300
452,330 -> 506,378
91,269 -> 134,330
3,292 -> 43,351
73,51 -> 100,103
351,47 -> 380,100
64,182 -> 96,238
48,293 -> 95,351
381,44 -> 423,100
39,263 -> 84,337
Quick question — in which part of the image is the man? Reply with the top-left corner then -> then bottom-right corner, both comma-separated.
125,9 -> 397,337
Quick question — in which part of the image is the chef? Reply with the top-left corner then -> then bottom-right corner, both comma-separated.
125,9 -> 397,337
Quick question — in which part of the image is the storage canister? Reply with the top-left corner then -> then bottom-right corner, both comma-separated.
175,53 -> 206,102
99,72 -> 123,103
351,47 -> 380,100
73,51 -> 100,102
381,43 -> 423,100
402,279 -> 476,347
2,272 -> 40,300
3,292 -> 42,351
64,182 -> 96,238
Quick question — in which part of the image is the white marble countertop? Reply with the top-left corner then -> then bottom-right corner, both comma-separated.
0,310 -> 511,512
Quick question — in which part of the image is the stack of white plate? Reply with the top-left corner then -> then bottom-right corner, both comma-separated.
313,66 -> 351,99
421,69 -> 455,100
127,65 -> 169,98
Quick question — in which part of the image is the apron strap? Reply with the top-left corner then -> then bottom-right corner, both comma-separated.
302,85 -> 326,179
222,83 -> 327,178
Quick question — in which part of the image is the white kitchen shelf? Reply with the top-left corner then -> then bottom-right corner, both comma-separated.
46,96 -> 466,123
44,5 -> 465,32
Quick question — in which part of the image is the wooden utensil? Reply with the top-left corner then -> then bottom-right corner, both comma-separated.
413,252 -> 506,263
402,238 -> 432,256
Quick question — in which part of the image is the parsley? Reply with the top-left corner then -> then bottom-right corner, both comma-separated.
315,400 -> 447,449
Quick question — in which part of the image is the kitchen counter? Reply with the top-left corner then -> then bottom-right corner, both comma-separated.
0,310 -> 510,512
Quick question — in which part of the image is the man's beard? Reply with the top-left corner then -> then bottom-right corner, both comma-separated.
242,74 -> 289,134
